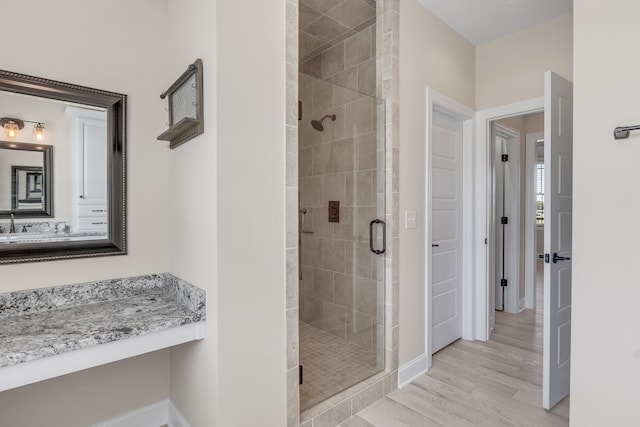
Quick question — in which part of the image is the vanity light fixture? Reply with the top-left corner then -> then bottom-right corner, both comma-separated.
0,117 -> 23,140
0,117 -> 45,141
32,122 -> 45,141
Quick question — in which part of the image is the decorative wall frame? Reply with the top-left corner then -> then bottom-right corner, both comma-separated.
157,59 -> 204,149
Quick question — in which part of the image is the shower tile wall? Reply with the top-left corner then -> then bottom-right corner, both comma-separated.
298,15 -> 383,360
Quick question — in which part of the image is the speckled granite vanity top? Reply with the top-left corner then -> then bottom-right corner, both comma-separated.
0,274 -> 205,368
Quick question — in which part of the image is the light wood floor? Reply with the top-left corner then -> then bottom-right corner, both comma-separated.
342,263 -> 570,426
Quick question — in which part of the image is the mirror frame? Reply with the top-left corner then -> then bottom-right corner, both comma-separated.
0,69 -> 126,264
0,141 -> 53,218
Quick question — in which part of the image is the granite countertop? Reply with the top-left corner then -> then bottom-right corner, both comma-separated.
0,274 -> 205,368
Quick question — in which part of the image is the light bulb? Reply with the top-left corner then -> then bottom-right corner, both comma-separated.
32,123 -> 45,141
4,121 -> 18,140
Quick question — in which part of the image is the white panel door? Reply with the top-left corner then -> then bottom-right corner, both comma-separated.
543,71 -> 573,409
431,110 -> 463,353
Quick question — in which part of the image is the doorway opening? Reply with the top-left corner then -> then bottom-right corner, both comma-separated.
476,72 -> 573,412
488,111 -> 545,335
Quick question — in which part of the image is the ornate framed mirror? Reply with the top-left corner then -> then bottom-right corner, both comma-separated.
0,69 -> 126,264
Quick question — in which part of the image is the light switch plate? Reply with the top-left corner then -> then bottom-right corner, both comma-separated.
405,211 -> 417,230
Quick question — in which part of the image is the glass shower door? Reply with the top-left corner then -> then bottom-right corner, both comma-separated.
298,74 -> 386,411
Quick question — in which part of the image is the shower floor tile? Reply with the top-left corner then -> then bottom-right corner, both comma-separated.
299,321 -> 381,412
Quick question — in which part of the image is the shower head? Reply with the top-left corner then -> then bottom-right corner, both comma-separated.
311,114 -> 336,132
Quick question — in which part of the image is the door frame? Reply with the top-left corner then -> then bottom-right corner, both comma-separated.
425,88 -> 475,368
525,131 -> 544,310
491,122 -> 522,315
475,97 -> 544,341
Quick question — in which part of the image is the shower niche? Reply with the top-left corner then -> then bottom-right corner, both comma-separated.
298,73 -> 386,412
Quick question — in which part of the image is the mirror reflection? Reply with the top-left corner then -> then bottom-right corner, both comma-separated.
0,90 -> 108,244
0,143 -> 49,214
14,166 -> 44,210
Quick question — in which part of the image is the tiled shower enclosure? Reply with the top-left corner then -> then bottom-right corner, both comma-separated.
285,0 -> 400,425
298,71 -> 386,410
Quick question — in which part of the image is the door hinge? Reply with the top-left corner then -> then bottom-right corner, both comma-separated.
299,365 -> 303,385
545,253 -> 550,264
298,101 -> 302,121
501,154 -> 509,162
501,278 -> 508,287
501,216 -> 508,225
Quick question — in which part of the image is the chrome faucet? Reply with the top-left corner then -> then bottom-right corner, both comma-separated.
9,213 -> 15,234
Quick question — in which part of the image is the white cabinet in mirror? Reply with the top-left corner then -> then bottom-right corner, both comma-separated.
66,107 -> 108,235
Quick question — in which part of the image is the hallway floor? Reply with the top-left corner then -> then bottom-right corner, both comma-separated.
341,262 -> 570,426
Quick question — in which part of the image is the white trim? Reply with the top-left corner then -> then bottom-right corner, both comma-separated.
519,298 -> 526,312
168,400 -> 192,427
91,400 -> 170,427
492,122 -> 521,314
90,399 -> 192,427
425,88 -> 475,367
0,322 -> 205,393
525,132 -> 544,310
398,354 -> 428,388
475,98 -> 544,341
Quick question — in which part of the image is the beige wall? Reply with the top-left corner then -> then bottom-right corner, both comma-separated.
0,0 -> 170,289
476,13 -> 573,110
525,112 -> 544,135
398,0 -> 475,365
398,2 -> 571,367
572,2 -> 640,424
0,0 -> 171,425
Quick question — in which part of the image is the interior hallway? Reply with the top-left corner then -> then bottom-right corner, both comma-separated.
341,262 -> 570,426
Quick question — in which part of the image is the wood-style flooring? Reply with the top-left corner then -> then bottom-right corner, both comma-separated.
342,263 -> 570,426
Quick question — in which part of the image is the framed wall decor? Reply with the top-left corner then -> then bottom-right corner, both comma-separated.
157,59 -> 204,149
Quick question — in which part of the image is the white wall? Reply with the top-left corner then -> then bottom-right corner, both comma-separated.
0,0 -> 171,425
398,0 -> 476,366
476,13 -> 573,110
572,2 -> 640,424
164,0 -> 219,426
0,352 -> 169,427
216,0 -> 288,425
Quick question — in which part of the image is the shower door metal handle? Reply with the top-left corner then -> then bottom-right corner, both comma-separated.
369,219 -> 386,255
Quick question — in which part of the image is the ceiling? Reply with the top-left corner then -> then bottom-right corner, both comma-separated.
417,0 -> 573,45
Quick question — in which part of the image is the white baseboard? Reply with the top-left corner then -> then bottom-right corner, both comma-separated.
168,400 -> 192,427
398,354 -> 428,388
91,399 -> 191,427
518,297 -> 526,312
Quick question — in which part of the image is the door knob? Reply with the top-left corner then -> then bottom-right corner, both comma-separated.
432,244 -> 439,247
552,252 -> 571,263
